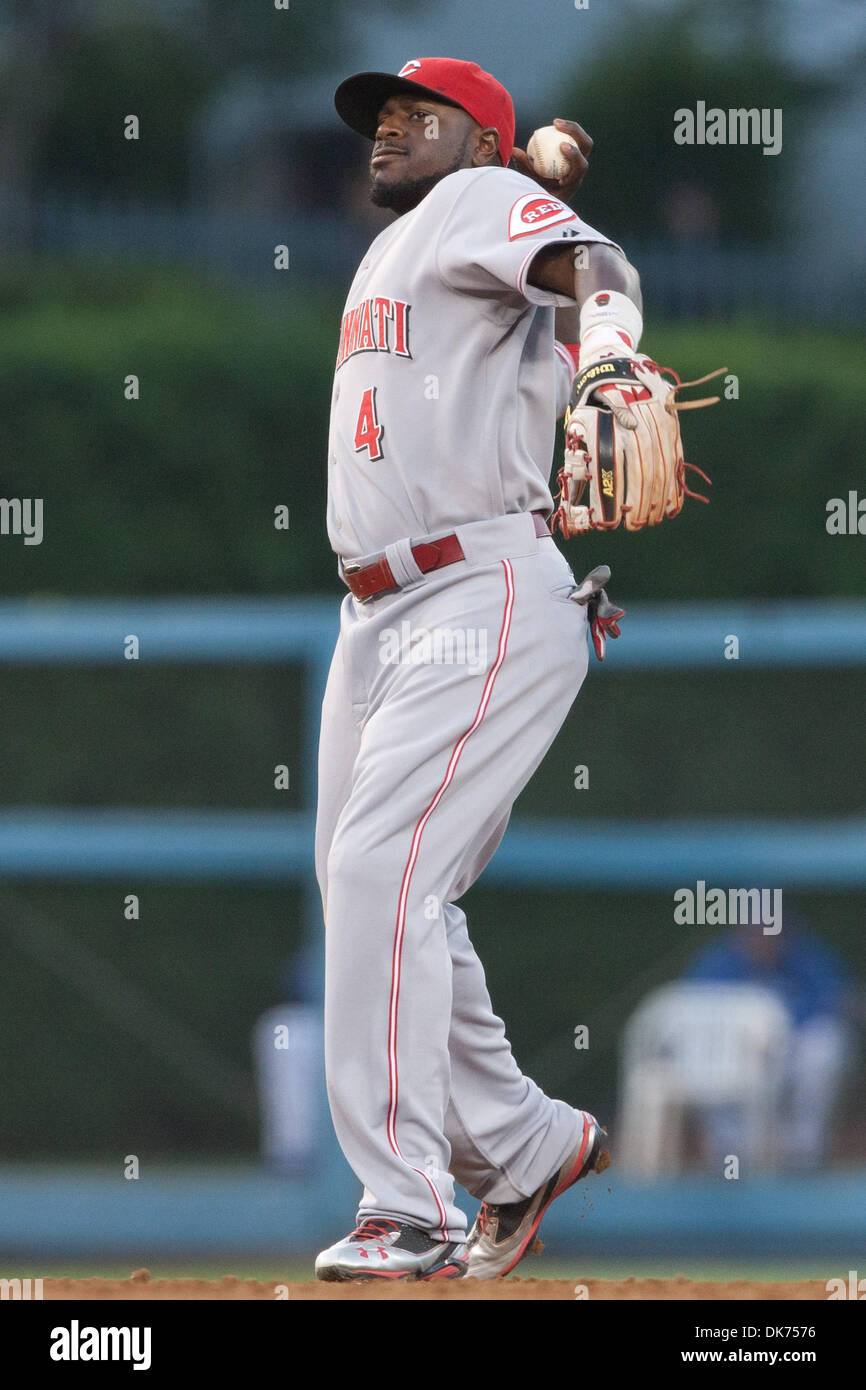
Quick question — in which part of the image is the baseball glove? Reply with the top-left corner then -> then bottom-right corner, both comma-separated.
552,358 -> 724,536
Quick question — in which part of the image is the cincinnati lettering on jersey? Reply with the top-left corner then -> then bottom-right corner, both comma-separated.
336,297 -> 412,370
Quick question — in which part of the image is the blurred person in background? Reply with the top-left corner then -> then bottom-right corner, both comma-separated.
252,947 -> 324,1176
684,909 -> 855,1170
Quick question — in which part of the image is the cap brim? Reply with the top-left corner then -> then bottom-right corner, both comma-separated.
334,71 -> 461,142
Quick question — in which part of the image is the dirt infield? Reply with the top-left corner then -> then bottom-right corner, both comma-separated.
41,1274 -> 829,1300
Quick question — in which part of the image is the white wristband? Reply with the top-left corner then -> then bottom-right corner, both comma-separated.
579,289 -> 643,353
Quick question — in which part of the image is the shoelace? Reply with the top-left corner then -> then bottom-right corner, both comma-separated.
477,1204 -> 493,1236
652,360 -> 724,505
349,1218 -> 401,1242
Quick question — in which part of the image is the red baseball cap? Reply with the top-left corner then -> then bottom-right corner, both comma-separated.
334,57 -> 515,167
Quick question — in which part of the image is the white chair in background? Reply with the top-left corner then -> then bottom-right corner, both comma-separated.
617,982 -> 792,1177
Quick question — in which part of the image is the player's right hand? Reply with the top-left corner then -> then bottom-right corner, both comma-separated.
511,118 -> 592,201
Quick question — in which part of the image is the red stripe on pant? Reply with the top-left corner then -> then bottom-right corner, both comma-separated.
385,560 -> 516,1238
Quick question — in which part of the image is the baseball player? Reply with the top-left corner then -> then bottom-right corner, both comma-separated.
314,57 -> 711,1282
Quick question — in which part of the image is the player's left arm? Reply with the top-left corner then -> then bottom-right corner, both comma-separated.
530,240 -> 642,308
530,240 -> 722,536
533,242 -> 641,358
534,242 -> 642,422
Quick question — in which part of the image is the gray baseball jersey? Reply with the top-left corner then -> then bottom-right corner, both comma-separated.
327,165 -> 617,560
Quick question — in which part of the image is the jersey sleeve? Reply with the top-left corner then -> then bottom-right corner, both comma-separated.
435,168 -> 620,308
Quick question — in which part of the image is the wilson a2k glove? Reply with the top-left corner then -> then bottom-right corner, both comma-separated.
553,289 -> 722,535
553,355 -> 722,534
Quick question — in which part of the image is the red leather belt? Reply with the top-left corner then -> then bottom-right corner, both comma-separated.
342,512 -> 552,603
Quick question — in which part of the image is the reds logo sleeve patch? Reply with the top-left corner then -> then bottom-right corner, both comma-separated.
508,194 -> 577,241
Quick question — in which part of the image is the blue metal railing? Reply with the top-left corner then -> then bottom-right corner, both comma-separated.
0,596 -> 865,885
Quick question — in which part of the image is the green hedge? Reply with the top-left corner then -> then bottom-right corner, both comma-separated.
0,257 -> 863,600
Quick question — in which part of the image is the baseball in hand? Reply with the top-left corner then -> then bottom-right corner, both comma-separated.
526,125 -> 580,180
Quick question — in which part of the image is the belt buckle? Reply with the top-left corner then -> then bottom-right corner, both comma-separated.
342,560 -> 373,604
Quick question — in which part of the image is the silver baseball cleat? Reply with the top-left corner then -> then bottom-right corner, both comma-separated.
464,1112 -> 610,1279
315,1217 -> 468,1282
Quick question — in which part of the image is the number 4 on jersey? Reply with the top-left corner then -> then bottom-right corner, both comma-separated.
353,387 -> 385,461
